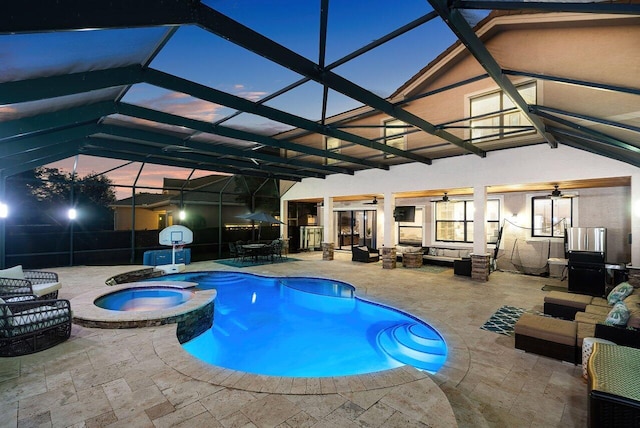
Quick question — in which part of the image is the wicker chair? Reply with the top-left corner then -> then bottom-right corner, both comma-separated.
0,266 -> 61,300
0,295 -> 72,356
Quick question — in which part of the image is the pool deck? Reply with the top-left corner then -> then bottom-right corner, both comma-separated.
0,252 -> 587,427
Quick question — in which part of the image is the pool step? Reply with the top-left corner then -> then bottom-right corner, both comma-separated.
377,323 -> 447,372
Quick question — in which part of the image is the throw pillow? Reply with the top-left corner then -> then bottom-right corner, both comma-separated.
607,282 -> 634,305
605,301 -> 630,326
0,265 -> 24,280
428,247 -> 437,256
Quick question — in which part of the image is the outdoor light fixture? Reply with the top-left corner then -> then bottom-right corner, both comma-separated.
0,203 -> 7,218
179,210 -> 186,221
67,208 -> 77,220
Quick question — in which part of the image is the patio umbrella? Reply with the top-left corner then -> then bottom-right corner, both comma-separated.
237,212 -> 284,240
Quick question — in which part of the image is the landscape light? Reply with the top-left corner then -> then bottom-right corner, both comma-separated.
68,208 -> 77,220
0,203 -> 7,218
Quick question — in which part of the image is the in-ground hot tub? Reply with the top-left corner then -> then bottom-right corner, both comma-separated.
72,281 -> 215,336
94,287 -> 194,312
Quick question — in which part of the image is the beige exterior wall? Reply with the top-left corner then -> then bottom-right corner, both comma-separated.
114,207 -> 164,231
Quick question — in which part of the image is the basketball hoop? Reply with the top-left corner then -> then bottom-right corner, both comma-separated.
158,225 -> 193,273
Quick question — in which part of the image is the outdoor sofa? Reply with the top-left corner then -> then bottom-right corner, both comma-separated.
0,265 -> 61,299
0,295 -> 72,356
352,246 -> 380,263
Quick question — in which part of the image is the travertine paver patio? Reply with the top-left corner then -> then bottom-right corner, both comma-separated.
1,251 -> 587,427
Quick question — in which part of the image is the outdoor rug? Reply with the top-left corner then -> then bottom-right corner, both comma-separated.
480,305 -> 527,336
541,284 -> 568,292
418,264 -> 451,274
215,257 -> 300,268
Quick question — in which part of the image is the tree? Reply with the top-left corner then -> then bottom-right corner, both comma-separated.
6,167 -> 117,230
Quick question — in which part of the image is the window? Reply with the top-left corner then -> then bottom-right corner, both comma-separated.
383,119 -> 406,158
470,81 -> 536,143
532,197 -> 572,237
435,200 -> 500,243
325,137 -> 341,165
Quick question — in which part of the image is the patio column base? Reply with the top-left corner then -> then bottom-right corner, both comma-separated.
471,253 -> 491,282
382,247 -> 397,269
322,242 -> 335,261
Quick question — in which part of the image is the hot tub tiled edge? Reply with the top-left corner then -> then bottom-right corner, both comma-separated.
71,282 -> 215,329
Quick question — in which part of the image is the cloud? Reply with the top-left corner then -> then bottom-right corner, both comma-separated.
0,105 -> 19,121
137,91 -> 224,122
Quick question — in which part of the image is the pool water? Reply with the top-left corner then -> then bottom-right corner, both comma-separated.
152,272 -> 447,377
94,287 -> 194,312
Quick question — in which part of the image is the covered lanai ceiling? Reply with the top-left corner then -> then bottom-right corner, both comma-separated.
1,1 -> 639,183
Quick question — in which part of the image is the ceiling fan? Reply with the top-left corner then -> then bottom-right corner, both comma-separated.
442,192 -> 450,202
364,196 -> 378,205
548,185 -> 577,199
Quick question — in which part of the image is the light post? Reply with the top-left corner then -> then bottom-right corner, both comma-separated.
68,207 -> 76,266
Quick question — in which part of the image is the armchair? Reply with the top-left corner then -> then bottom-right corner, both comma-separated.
352,246 -> 380,263
0,296 -> 72,356
0,265 -> 61,300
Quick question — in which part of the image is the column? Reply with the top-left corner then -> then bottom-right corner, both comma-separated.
382,192 -> 397,269
322,196 -> 334,260
471,185 -> 490,281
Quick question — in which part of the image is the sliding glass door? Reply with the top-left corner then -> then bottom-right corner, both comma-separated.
335,210 -> 377,250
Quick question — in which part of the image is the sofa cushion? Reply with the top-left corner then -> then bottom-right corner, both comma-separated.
32,282 -> 61,298
586,304 -> 610,316
544,291 -> 593,309
443,249 -> 459,258
605,301 -> 630,326
0,265 -> 24,280
514,313 -> 576,346
607,281 -> 634,305
459,249 -> 471,258
576,322 -> 596,346
575,311 -> 605,325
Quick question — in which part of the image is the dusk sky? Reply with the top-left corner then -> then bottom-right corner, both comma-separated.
36,0 -> 473,199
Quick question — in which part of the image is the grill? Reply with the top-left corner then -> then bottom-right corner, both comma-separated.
568,251 -> 605,297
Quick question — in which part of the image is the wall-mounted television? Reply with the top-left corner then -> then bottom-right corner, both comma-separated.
393,206 -> 416,222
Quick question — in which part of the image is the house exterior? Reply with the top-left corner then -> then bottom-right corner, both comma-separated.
111,174 -> 279,232
280,9 -> 640,276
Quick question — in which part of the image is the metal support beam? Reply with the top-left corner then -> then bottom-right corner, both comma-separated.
0,0 -> 196,34
0,123 -> 97,161
81,147 -> 302,182
0,65 -> 143,104
452,1 -> 640,15
85,135 -> 324,179
504,70 -> 640,97
195,4 -> 479,158
116,102 -> 362,172
428,0 -> 557,148
532,104 -> 640,135
530,106 -> 640,153
0,101 -> 116,142
143,68 -> 424,163
549,126 -> 640,168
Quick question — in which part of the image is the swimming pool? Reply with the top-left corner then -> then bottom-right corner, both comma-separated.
94,287 -> 194,312
151,272 -> 447,377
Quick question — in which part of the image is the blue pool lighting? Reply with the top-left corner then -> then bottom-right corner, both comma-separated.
151,272 -> 447,377
95,287 -> 193,312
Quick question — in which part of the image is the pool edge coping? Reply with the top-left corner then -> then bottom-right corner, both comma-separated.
151,323 -> 440,395
71,281 -> 216,328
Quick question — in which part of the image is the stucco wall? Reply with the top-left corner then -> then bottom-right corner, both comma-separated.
282,144 -> 640,264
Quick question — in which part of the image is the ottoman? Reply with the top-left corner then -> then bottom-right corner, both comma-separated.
514,313 -> 578,363
544,291 -> 593,319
